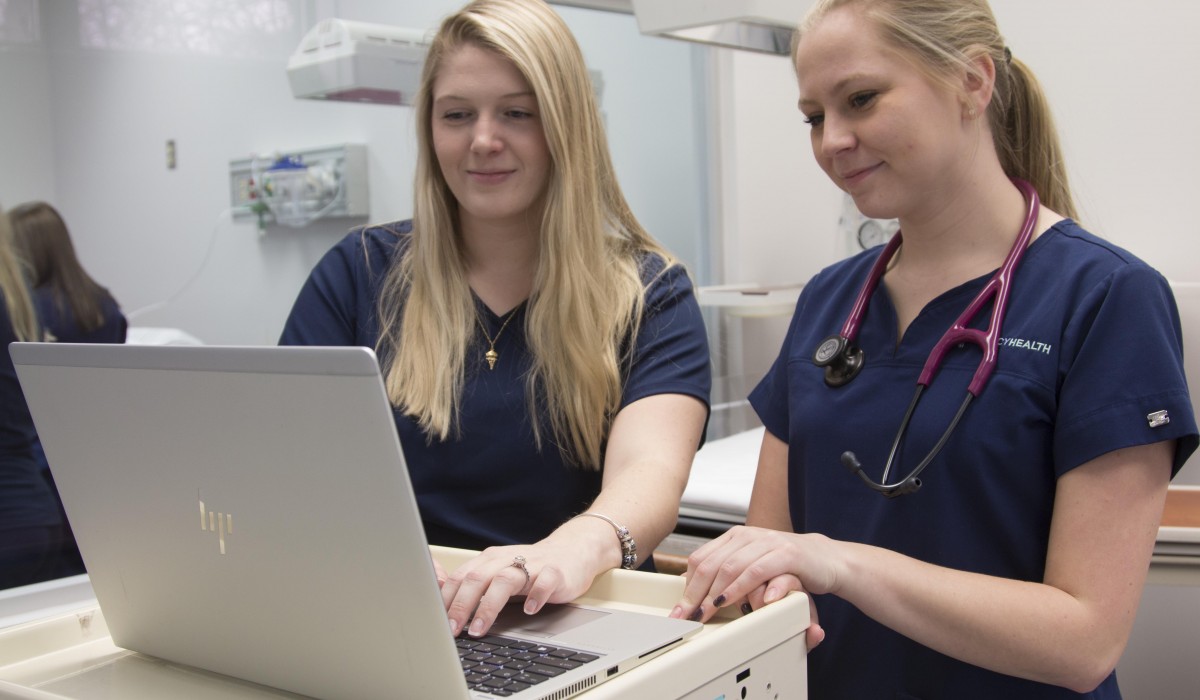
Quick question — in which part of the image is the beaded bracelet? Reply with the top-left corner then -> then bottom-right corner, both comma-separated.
576,512 -> 638,569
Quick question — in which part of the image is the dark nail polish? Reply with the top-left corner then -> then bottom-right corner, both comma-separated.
713,595 -> 726,607
688,606 -> 703,621
741,602 -> 753,615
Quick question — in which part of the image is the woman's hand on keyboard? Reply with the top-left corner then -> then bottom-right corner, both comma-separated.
442,520 -> 618,638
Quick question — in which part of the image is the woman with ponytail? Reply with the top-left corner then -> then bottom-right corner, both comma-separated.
672,2 -> 1194,698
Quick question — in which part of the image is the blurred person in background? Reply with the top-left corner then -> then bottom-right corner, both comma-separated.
8,200 -> 128,578
9,201 -> 127,344
0,203 -> 66,588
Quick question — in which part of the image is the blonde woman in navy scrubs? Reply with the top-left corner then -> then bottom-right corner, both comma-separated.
0,204 -> 62,589
9,201 -> 127,579
671,1 -> 1196,698
281,0 -> 710,644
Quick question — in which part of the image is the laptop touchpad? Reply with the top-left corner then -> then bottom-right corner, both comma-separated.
492,603 -> 606,638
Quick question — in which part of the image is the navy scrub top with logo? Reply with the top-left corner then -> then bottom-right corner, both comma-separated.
280,221 -> 711,553
750,220 -> 1197,700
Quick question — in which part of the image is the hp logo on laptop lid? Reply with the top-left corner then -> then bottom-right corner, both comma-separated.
199,495 -> 233,554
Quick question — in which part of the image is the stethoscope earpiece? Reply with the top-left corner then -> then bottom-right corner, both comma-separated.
814,335 -> 865,387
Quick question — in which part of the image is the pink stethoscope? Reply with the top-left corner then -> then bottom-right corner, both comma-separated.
813,179 -> 1040,497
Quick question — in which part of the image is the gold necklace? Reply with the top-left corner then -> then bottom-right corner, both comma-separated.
476,308 -> 518,370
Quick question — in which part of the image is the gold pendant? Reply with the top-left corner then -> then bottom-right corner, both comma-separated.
485,349 -> 498,370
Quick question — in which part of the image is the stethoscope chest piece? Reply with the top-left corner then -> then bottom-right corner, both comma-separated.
813,335 -> 865,387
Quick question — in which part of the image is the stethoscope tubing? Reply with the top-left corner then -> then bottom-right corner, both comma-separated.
840,233 -> 901,343
918,178 -> 1039,395
831,178 -> 1041,496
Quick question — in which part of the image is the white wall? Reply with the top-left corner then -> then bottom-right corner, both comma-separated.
715,0 -> 1200,283
10,0 -> 432,345
0,35 -> 56,203
2,0 -> 706,346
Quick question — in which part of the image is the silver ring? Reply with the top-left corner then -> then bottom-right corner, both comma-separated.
511,555 -> 531,589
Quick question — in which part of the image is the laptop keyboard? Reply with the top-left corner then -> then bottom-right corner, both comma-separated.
457,634 -> 604,697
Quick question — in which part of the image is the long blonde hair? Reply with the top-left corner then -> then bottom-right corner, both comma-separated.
0,207 -> 39,341
796,0 -> 1077,219
377,0 -> 675,469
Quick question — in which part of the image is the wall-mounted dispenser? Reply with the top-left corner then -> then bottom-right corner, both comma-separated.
287,19 -> 429,106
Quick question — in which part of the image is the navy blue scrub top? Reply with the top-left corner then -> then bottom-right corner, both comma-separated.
751,220 -> 1198,700
32,288 -> 127,344
280,222 -> 711,553
1,292 -> 59,533
27,287 -> 126,494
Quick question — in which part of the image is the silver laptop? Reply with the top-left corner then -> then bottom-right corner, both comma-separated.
10,342 -> 701,700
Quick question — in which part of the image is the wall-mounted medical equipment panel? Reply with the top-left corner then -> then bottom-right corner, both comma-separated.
837,191 -> 898,256
229,144 -> 368,229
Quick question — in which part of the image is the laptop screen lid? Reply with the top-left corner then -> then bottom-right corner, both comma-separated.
10,343 -> 700,700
